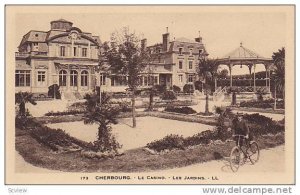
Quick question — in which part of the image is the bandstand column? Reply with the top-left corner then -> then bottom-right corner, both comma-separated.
268,69 -> 271,92
66,65 -> 70,91
229,64 -> 233,88
253,64 -> 256,92
265,64 -> 268,89
248,65 -> 252,87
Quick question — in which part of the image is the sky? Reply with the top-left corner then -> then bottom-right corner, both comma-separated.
12,6 -> 288,75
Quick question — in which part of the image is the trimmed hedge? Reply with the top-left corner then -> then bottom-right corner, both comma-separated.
240,99 -> 285,109
164,106 -> 197,115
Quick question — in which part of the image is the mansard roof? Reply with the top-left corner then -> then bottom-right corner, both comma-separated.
18,20 -> 101,48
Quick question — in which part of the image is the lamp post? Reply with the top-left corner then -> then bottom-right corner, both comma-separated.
269,64 -> 277,110
53,76 -> 57,100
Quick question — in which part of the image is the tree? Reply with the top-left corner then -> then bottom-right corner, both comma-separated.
271,47 -> 285,102
218,69 -> 229,79
197,58 -> 218,115
103,27 -> 150,127
15,92 -> 37,116
83,93 -> 121,153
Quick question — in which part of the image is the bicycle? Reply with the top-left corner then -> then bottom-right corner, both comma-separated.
229,134 -> 260,172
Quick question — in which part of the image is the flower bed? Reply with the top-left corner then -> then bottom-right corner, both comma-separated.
147,113 -> 284,153
45,110 -> 85,116
16,116 -> 90,152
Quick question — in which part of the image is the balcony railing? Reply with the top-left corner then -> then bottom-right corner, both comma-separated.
15,52 -> 29,58
15,52 -> 48,58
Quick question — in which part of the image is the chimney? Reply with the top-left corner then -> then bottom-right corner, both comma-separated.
141,38 -> 147,51
195,31 -> 202,43
162,27 -> 170,52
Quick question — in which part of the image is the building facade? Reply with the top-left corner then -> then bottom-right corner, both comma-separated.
99,29 -> 209,92
15,20 -> 209,97
15,19 -> 100,99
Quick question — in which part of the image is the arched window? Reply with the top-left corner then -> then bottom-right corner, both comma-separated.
70,70 -> 78,86
59,70 -> 67,86
81,70 -> 88,86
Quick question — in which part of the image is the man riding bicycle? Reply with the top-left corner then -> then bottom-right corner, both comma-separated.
231,113 -> 253,147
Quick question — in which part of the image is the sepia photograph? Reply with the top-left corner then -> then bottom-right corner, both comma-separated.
5,5 -> 295,185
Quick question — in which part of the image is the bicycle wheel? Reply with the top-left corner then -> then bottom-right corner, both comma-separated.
248,141 -> 260,164
230,146 -> 241,172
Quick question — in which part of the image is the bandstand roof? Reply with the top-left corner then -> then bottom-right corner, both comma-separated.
217,43 -> 272,65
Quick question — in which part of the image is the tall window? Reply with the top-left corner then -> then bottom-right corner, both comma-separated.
59,70 -> 67,86
15,70 -> 30,86
144,76 -> 148,86
82,48 -> 87,57
189,61 -> 193,69
154,76 -> 158,85
188,74 -> 194,83
60,46 -> 66,56
70,70 -> 78,86
179,61 -> 183,69
37,71 -> 46,86
100,74 -> 106,85
81,70 -> 88,86
178,75 -> 183,83
179,48 -> 183,55
73,47 -> 77,56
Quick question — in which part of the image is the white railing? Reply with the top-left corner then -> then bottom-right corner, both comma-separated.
213,86 -> 227,101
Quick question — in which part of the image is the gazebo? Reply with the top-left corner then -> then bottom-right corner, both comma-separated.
216,42 -> 273,93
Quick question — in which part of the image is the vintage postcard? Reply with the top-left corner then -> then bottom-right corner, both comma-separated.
5,5 -> 295,184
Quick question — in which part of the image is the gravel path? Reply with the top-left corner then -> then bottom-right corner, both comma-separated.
15,145 -> 284,174
155,145 -> 285,173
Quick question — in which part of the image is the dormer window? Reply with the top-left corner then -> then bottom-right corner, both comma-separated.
179,48 -> 183,55
189,48 -> 193,56
199,49 -> 203,55
32,43 -> 39,51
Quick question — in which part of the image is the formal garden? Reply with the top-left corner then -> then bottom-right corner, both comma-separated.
14,29 -> 285,172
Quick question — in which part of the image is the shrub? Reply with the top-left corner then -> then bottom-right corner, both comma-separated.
172,85 -> 181,93
183,130 -> 216,146
164,106 -> 197,114
162,90 -> 177,100
183,84 -> 194,94
194,81 -> 202,91
48,84 -> 61,99
68,102 -> 86,112
146,134 -> 185,152
153,84 -> 167,94
117,102 -> 132,112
